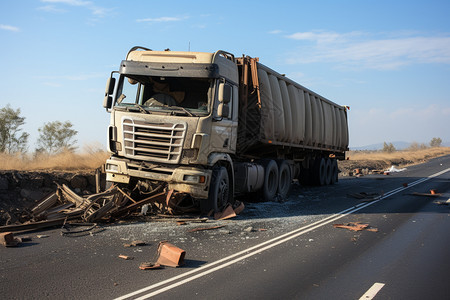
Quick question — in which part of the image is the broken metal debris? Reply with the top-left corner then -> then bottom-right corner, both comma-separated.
333,222 -> 378,232
347,192 -> 382,202
118,254 -> 134,260
411,192 -> 442,197
188,225 -> 225,233
434,198 -> 450,206
139,262 -> 162,270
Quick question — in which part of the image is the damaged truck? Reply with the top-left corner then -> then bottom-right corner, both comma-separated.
102,46 -> 349,213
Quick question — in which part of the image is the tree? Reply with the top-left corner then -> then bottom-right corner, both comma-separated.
430,137 -> 442,148
382,141 -> 396,153
36,121 -> 78,153
0,104 -> 29,153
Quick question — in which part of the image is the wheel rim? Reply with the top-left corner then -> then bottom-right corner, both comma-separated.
217,178 -> 229,209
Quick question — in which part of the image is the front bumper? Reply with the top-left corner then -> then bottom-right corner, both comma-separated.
105,157 -> 211,198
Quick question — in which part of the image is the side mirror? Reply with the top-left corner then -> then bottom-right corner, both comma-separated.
103,77 -> 116,109
217,103 -> 229,118
218,83 -> 232,104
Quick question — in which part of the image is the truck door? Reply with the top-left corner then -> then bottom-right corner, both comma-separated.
211,81 -> 237,153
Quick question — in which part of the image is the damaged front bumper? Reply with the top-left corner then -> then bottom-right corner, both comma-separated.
105,157 -> 212,199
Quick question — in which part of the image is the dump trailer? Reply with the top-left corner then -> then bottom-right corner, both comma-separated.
103,47 -> 349,212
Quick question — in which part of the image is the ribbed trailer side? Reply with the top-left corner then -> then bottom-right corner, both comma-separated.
256,63 -> 348,153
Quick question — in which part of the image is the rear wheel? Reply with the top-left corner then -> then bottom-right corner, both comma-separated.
261,160 -> 279,202
277,160 -> 292,200
330,159 -> 338,184
313,157 -> 327,186
324,158 -> 332,185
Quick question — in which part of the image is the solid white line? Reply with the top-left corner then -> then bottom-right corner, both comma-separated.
116,167 -> 450,299
359,282 -> 385,300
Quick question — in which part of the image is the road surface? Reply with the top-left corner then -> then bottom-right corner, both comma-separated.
1,155 -> 449,299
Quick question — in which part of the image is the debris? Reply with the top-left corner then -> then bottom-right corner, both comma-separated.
124,240 -> 146,247
36,234 -> 49,239
430,189 -> 437,195
411,192 -> 442,197
188,225 -> 224,232
118,254 -> 134,260
348,192 -> 381,201
61,223 -> 100,236
333,222 -> 378,232
387,165 -> 407,173
243,226 -> 253,232
0,232 -> 21,247
402,183 -> 408,187
155,241 -> 185,267
176,221 -> 187,226
214,204 -> 236,220
434,199 -> 450,206
233,201 -> 245,215
139,262 -> 162,270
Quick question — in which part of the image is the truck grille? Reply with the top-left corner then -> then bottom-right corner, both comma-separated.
122,118 -> 186,163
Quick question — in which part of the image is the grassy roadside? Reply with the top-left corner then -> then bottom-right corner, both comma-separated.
339,147 -> 450,175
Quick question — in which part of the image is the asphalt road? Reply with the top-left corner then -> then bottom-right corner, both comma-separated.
1,156 -> 449,300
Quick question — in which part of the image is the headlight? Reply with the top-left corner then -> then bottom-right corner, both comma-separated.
106,163 -> 119,172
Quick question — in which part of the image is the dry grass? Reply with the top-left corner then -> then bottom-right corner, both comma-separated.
347,147 -> 450,165
0,150 -> 109,171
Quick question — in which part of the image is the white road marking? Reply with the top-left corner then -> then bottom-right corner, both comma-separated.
359,282 -> 385,300
116,167 -> 450,299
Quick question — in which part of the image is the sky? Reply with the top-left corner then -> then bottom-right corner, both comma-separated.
1,0 -> 449,151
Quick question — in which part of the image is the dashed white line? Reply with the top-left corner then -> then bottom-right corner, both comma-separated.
359,282 -> 385,300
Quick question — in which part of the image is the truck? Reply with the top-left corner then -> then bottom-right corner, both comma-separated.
103,46 -> 349,212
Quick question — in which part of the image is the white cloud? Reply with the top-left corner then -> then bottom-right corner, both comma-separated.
268,30 -> 282,34
0,24 -> 20,32
285,31 -> 450,70
40,0 -> 112,17
137,16 -> 186,23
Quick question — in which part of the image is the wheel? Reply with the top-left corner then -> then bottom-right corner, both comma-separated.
313,157 -> 326,186
330,159 -> 338,184
324,158 -> 332,185
277,160 -> 292,199
261,160 -> 279,201
205,166 -> 231,213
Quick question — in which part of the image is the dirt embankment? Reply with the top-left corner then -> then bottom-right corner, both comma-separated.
0,170 -> 103,225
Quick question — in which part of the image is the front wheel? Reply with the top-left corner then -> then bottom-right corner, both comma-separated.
205,166 -> 231,213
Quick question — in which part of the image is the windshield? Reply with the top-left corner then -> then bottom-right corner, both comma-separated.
114,75 -> 212,116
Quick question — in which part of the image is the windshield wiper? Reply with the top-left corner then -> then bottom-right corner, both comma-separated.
170,106 -> 196,117
128,104 -> 150,114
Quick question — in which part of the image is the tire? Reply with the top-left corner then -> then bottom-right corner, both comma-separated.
277,160 -> 292,199
261,160 -> 279,202
313,157 -> 326,186
206,166 -> 231,213
324,158 -> 332,186
330,159 -> 338,185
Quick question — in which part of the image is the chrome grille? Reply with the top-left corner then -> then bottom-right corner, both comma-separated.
122,118 -> 186,163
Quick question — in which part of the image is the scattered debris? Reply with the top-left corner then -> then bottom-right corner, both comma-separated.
188,225 -> 225,233
411,192 -> 442,197
36,234 -> 49,239
333,222 -> 378,232
118,254 -> 134,260
155,241 -> 185,267
387,165 -> 407,173
402,183 -> 408,187
243,226 -> 253,232
139,262 -> 162,270
214,204 -> 236,220
430,189 -> 437,195
347,192 -> 382,201
434,199 -> 450,206
0,232 -> 21,247
124,240 -> 146,247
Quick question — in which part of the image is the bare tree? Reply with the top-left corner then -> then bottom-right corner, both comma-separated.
36,121 -> 78,153
0,104 -> 29,153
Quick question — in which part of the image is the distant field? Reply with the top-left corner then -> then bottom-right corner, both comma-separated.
0,150 -> 109,171
1,147 -> 449,172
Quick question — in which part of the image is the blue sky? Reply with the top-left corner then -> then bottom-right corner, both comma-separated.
1,0 -> 449,150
